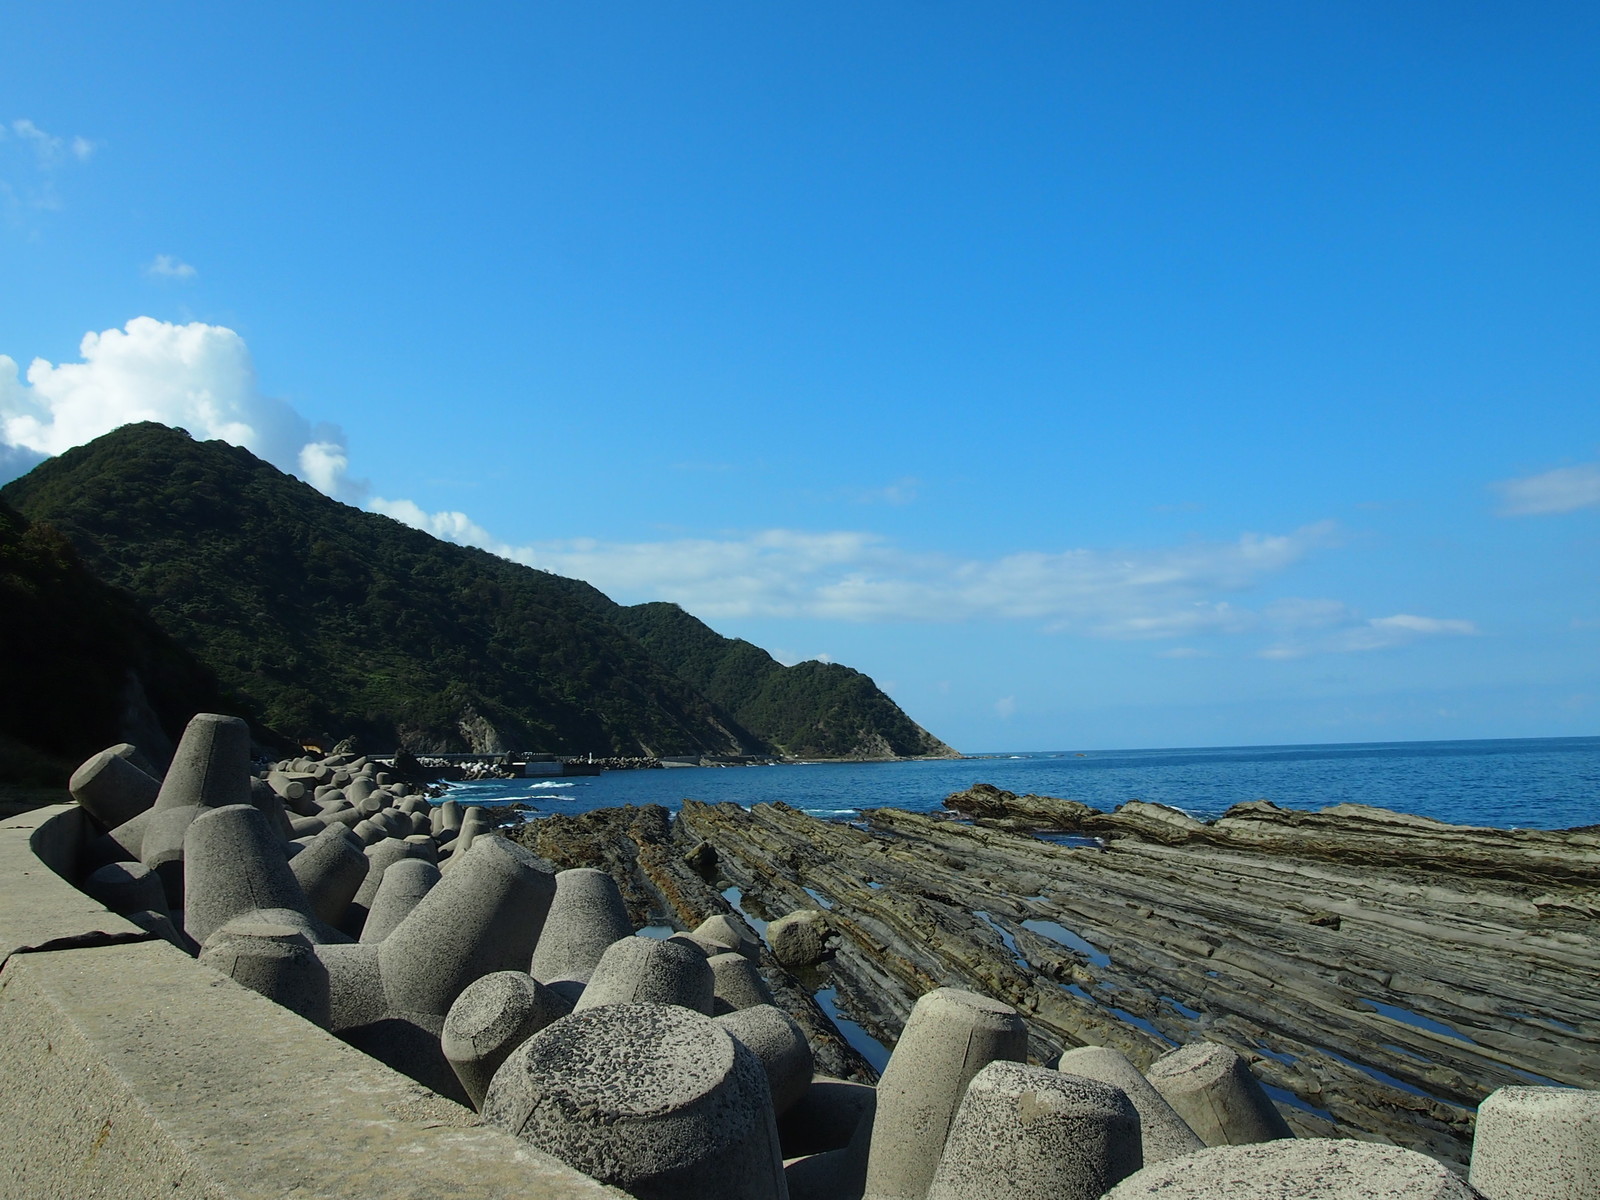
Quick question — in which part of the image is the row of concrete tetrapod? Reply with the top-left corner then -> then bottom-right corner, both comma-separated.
61,713 -> 1599,1200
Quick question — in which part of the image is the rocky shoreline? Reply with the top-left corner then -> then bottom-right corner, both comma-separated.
516,786 -> 1599,1167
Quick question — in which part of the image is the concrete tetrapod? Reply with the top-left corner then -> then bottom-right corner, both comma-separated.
153,713 -> 252,812
709,950 -> 777,1014
572,934 -> 715,1015
1058,1045 -> 1204,1163
441,970 -> 571,1110
360,858 -> 441,945
81,860 -> 171,920
344,837 -> 427,935
139,713 -> 253,905
1145,1041 -> 1293,1146
1104,1139 -> 1485,1198
693,912 -> 762,960
289,824 -> 369,928
926,1061 -> 1142,1200
1469,1085 -> 1600,1200
717,1003 -> 814,1118
69,748 -> 160,830
182,804 -> 316,946
198,919 -> 332,1028
482,1003 -> 788,1200
862,987 -> 1028,1200
531,867 -> 635,988
377,834 -> 555,1020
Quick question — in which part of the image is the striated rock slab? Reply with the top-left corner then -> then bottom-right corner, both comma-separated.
670,796 -> 1599,1167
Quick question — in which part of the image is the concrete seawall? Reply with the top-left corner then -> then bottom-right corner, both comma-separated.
0,804 -> 623,1199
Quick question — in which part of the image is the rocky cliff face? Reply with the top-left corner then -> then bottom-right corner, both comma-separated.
528,793 -> 1599,1167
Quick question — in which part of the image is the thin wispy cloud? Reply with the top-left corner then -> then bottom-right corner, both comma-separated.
851,476 -> 920,506
0,118 -> 96,218
145,254 -> 197,280
0,318 -> 1478,660
1261,613 -> 1479,659
1494,460 -> 1600,516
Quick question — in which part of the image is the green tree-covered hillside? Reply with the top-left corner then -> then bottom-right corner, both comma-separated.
612,601 -> 958,759
3,424 -> 759,756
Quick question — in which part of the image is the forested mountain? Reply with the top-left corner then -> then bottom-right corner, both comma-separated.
612,602 -> 957,759
2,423 -> 954,762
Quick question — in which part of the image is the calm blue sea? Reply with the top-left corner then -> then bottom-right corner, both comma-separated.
444,737 -> 1600,833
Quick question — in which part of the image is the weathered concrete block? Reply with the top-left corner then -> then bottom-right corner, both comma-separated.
927,1061 -> 1141,1200
717,1002 -> 814,1117
767,909 -> 831,969
153,712 -> 251,812
572,934 -> 715,1015
1105,1139 -> 1483,1198
248,776 -> 295,839
778,1075 -> 878,1160
81,860 -> 170,919
182,804 -> 314,947
345,837 -> 428,934
69,748 -> 160,830
863,987 -> 1028,1200
442,970 -> 571,1110
289,824 -> 369,929
693,912 -> 762,960
1470,1085 -> 1600,1200
483,1003 -> 787,1200
198,919 -> 331,1028
1059,1044 -> 1203,1163
1145,1042 -> 1292,1146
378,835 -> 555,1019
531,867 -> 635,988
314,940 -> 387,1033
139,804 -> 203,906
360,858 -> 441,944
709,950 -> 776,1014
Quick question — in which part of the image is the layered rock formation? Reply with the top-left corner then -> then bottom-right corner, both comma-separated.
543,792 -> 1598,1167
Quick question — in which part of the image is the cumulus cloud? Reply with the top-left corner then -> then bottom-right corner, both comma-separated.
145,254 -> 197,280
0,317 -> 363,500
1494,461 -> 1600,516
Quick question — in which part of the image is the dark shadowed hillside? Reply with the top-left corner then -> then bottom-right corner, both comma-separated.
611,601 -> 958,759
0,498 -> 250,791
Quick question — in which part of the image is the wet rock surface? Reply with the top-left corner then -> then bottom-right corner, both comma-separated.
512,804 -> 879,1084
546,793 -> 1600,1167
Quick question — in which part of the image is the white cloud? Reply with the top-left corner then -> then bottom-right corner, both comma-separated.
1494,461 -> 1600,516
368,496 -> 500,547
0,319 -> 1483,663
1261,612 -> 1479,659
501,522 -> 1339,634
0,317 -> 363,501
145,254 -> 197,280
995,696 -> 1017,718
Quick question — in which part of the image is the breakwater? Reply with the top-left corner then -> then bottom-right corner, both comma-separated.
5,713 -> 1599,1197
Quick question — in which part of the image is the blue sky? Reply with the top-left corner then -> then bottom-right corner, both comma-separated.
2,4 -> 1597,752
